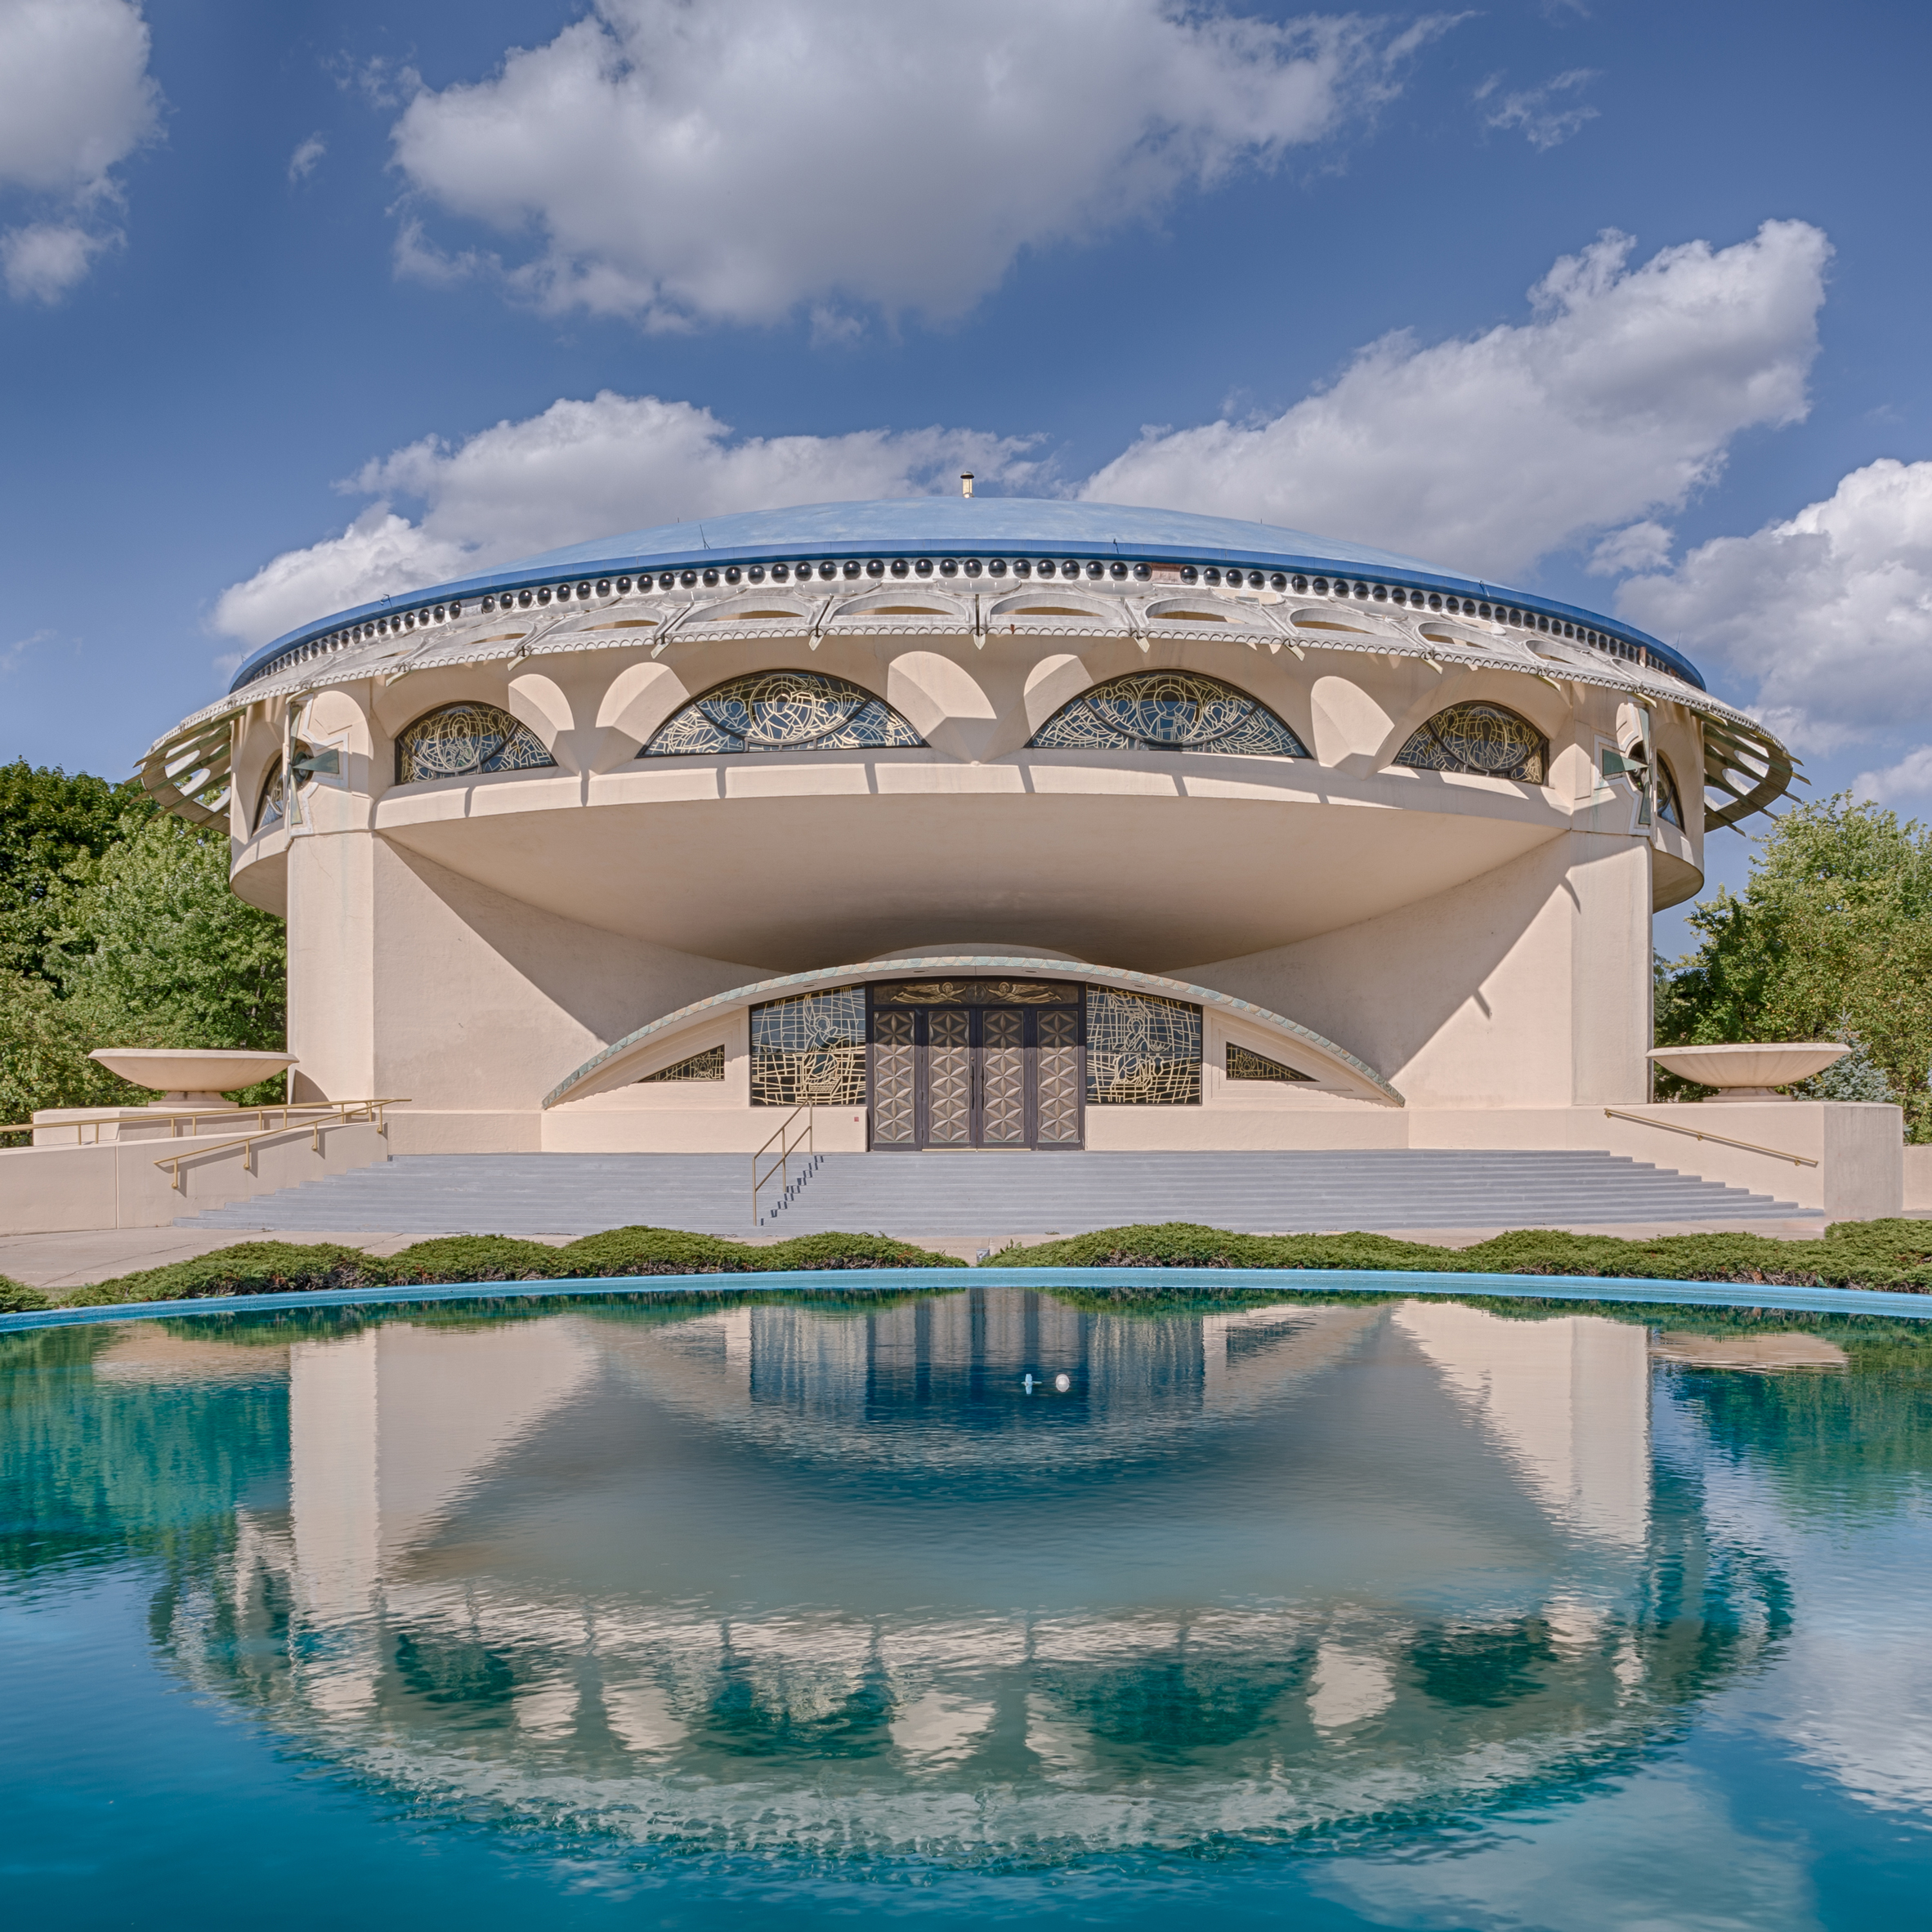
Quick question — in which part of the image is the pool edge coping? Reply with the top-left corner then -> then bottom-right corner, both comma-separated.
4,1265 -> 1930,1331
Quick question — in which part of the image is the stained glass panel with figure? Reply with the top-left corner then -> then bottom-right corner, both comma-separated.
750,988 -> 868,1106
1086,987 -> 1201,1105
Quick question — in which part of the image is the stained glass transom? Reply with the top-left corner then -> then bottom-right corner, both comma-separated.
1029,670 -> 1308,757
637,1044 -> 725,1083
1086,987 -> 1201,1106
749,988 -> 868,1107
396,704 -> 556,784
1227,1041 -> 1312,1084
642,670 -> 924,758
1394,702 -> 1547,784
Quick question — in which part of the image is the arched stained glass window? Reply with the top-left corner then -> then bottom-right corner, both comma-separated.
1029,669 -> 1308,757
396,704 -> 556,785
1394,702 -> 1547,784
642,670 -> 924,757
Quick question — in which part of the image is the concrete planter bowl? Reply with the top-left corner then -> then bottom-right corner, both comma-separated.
88,1049 -> 297,1107
1647,1042 -> 1849,1102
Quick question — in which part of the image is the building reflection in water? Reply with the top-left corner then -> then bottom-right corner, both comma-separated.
96,1287 -> 1790,1860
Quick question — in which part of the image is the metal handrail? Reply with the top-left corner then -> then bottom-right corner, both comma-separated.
752,1104 -> 815,1226
1603,1107 -> 1818,1168
0,1098 -> 405,1148
150,1098 -> 410,1190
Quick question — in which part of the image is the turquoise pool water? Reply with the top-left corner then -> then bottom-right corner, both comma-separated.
4,1281 -> 1930,1929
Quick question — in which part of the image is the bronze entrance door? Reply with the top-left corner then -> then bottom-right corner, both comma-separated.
868,982 -> 1083,1150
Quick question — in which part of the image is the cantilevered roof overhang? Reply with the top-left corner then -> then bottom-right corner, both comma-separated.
544,955 -> 1405,1109
227,497 -> 1707,693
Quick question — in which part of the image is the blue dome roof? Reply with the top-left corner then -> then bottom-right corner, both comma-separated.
512,497 -> 1457,581
227,496 -> 1702,691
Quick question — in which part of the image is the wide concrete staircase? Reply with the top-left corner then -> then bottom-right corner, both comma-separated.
176,1149 -> 1814,1240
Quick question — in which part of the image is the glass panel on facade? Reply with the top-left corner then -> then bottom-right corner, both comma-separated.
637,1044 -> 726,1083
749,988 -> 868,1106
1086,986 -> 1201,1105
1226,1041 -> 1313,1083
1030,670 -> 1308,757
1657,756 -> 1684,826
642,670 -> 924,757
1393,702 -> 1547,784
396,704 -> 557,784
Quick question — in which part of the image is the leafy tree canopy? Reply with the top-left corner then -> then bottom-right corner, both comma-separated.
0,764 -> 286,1125
1657,794 -> 1932,1136
0,758 -> 152,982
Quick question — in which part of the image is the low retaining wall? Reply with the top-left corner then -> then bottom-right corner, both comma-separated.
0,1119 -> 392,1234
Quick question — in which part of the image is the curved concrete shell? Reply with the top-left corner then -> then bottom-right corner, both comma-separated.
138,497 -> 1796,1159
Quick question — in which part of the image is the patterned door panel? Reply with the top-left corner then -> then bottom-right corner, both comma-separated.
925,1008 -> 973,1146
981,1008 -> 1027,1144
1035,1008 -> 1082,1145
871,1009 -> 915,1147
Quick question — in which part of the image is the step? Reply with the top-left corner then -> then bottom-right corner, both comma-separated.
177,1150 -> 1816,1240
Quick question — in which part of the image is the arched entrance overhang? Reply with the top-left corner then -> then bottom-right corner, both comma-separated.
544,955 -> 1403,1109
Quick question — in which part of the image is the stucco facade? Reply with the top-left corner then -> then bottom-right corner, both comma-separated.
136,497 -> 1807,1174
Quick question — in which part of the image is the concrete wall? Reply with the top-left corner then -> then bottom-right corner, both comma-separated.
1182,832 -> 1654,1111
1903,1143 -> 1932,1211
236,633 -> 1706,1132
0,1117 -> 391,1235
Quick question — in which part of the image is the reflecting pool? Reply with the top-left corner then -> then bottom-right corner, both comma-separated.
5,1283 -> 1931,1929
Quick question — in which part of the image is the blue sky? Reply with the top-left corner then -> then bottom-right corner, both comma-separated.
2,0 -> 1929,951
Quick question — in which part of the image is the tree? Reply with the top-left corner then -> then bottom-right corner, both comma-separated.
0,759 -> 151,983
1656,794 -> 1932,1136
57,813 -> 286,1057
0,766 -> 288,1124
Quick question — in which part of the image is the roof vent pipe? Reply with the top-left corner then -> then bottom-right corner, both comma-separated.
960,472 -> 974,498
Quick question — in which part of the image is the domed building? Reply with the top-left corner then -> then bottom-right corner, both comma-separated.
142,495 -> 1793,1162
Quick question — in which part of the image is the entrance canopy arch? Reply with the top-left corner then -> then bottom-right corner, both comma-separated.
544,955 -> 1403,1112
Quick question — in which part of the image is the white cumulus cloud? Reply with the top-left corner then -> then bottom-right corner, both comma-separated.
1615,458 -> 1932,758
1080,220 -> 1830,579
211,221 -> 1840,658
1588,520 -> 1674,576
211,393 -> 1040,646
388,0 -> 1446,328
2,221 -> 112,302
0,0 -> 159,301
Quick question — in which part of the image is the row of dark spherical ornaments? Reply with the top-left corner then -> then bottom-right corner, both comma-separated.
239,552 -> 1666,691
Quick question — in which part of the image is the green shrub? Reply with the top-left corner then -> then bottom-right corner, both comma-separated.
756,1230 -> 964,1271
48,1228 -> 964,1309
994,1220 -> 1932,1293
0,1275 -> 50,1313
62,1241 -> 386,1305
382,1235 -> 575,1282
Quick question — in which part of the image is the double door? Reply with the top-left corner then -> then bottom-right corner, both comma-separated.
871,1001 -> 1082,1149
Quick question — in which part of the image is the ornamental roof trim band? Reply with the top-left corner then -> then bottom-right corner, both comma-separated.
541,955 -> 1406,1110
223,497 -> 1706,695
139,584 -> 1794,835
